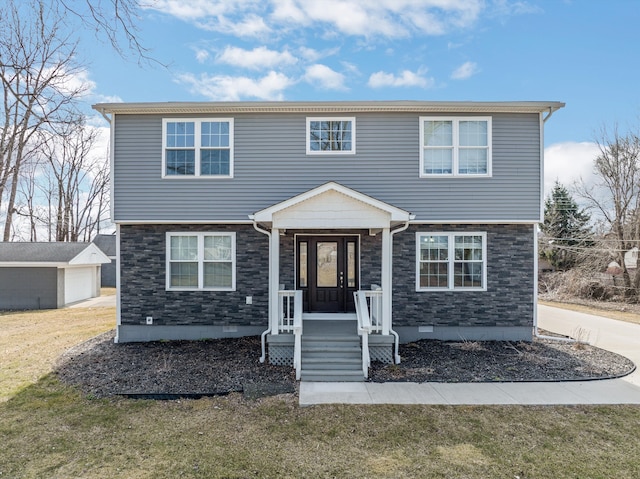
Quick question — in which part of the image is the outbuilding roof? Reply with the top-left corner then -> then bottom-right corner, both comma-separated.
92,234 -> 116,257
0,242 -> 110,266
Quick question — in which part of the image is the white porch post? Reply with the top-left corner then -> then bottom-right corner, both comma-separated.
270,228 -> 280,335
381,226 -> 392,335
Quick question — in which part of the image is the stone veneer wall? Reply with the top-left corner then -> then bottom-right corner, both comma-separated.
391,224 -> 535,329
120,224 -> 533,334
119,224 -> 269,327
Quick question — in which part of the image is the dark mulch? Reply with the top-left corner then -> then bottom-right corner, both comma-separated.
55,330 -> 635,399
370,337 -> 635,383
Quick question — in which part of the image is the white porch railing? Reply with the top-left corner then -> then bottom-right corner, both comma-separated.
363,290 -> 383,333
278,290 -> 303,379
354,291 -> 372,379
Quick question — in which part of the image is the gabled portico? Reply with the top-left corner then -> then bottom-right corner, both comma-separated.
250,182 -> 412,379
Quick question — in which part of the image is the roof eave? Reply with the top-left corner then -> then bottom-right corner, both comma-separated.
93,100 -> 566,116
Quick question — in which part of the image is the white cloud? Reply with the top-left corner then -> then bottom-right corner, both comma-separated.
195,48 -> 210,63
451,61 -> 479,80
208,13 -> 272,37
176,71 -> 294,100
544,141 -> 599,197
303,64 -> 347,90
298,46 -> 340,63
367,69 -> 434,88
148,0 -> 487,39
217,46 -> 297,70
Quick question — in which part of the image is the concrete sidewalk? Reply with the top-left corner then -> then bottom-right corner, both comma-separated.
299,305 -> 640,406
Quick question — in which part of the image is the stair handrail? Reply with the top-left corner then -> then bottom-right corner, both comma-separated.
354,291 -> 371,378
292,290 -> 303,380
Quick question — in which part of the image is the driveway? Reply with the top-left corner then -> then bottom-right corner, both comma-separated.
66,294 -> 116,309
537,304 -> 640,388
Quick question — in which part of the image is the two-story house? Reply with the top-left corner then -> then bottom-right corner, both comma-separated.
93,100 -> 564,381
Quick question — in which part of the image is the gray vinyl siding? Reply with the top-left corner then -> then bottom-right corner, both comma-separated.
112,112 -> 542,223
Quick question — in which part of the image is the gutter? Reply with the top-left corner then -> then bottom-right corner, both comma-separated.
250,217 -> 272,363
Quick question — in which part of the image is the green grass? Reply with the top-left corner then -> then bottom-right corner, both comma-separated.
2,301 -> 640,477
1,377 -> 640,478
0,306 -> 114,402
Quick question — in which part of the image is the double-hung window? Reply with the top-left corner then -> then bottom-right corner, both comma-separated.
420,117 -> 491,177
306,117 -> 356,154
416,232 -> 486,291
166,232 -> 236,291
163,118 -> 233,177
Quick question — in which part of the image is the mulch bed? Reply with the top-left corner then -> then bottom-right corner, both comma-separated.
55,330 -> 635,399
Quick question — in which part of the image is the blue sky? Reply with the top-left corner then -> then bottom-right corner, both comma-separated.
82,0 -> 640,194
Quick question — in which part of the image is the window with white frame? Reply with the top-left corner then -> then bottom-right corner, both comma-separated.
307,117 -> 355,154
166,232 -> 236,290
416,232 -> 486,291
163,119 -> 233,177
420,117 -> 491,176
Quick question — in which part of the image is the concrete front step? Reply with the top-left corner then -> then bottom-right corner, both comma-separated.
300,334 -> 364,381
300,369 -> 365,382
302,357 -> 362,370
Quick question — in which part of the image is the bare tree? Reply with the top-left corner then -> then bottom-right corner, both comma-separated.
40,120 -> 110,242
58,0 -> 153,62
0,0 -> 87,240
576,126 -> 640,299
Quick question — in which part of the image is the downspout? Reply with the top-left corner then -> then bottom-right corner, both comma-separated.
96,106 -> 111,125
535,107 -> 576,343
251,217 -> 273,362
542,106 -> 558,124
533,223 -> 576,343
389,218 -> 413,363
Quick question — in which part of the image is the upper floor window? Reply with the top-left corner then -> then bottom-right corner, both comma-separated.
163,118 -> 234,178
166,232 -> 236,291
307,117 -> 356,155
416,232 -> 486,291
420,117 -> 491,177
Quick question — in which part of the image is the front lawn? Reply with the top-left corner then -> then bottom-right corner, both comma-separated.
0,305 -> 115,402
2,304 -> 640,478
1,378 -> 640,478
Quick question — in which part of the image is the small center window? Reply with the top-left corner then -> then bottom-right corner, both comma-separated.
307,117 -> 356,155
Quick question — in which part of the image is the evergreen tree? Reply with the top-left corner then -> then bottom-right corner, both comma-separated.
541,181 -> 592,270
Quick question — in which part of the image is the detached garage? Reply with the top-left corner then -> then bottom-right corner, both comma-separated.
0,242 -> 110,310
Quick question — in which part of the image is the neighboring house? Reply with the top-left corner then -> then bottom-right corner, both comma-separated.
93,100 -> 564,381
0,242 -> 110,310
92,234 -> 117,287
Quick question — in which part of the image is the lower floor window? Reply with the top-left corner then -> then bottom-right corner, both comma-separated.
416,232 -> 486,291
166,232 -> 236,290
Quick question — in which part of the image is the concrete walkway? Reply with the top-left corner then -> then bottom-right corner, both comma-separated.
299,304 -> 640,406
66,294 -> 116,308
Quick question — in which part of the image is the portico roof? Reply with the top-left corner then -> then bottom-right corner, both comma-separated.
250,182 -> 413,229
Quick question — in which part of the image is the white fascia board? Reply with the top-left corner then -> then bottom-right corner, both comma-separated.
112,220 -> 253,225
409,219 -> 539,225
93,100 -> 566,116
0,262 -> 68,268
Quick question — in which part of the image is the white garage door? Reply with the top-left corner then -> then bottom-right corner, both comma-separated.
64,267 -> 95,305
